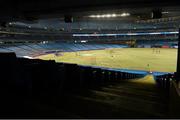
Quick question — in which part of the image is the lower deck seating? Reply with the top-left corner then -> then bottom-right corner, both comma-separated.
0,42 -> 128,57
0,52 -> 174,118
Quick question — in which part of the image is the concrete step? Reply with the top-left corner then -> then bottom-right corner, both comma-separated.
99,87 -> 166,104
57,94 -> 167,118
82,90 -> 166,114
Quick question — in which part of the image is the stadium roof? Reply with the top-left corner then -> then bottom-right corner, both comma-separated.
0,0 -> 179,21
0,0 -> 179,31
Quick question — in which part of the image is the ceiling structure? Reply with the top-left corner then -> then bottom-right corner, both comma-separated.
0,0 -> 179,22
0,0 -> 179,43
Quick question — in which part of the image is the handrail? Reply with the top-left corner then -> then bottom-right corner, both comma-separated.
172,81 -> 180,97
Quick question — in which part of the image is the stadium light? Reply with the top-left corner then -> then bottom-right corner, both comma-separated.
101,15 -> 106,18
88,13 -> 130,18
89,15 -> 96,18
97,15 -> 101,18
81,40 -> 87,43
73,31 -> 179,37
42,41 -> 48,44
23,56 -> 33,59
120,13 -> 130,17
112,14 -> 117,17
9,22 -> 13,25
106,14 -> 111,18
162,11 -> 169,14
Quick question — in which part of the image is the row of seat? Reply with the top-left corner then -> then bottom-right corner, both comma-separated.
61,63 -> 145,91
0,52 -> 146,117
0,52 -> 145,97
17,58 -> 145,96
155,74 -> 174,90
0,42 -> 128,57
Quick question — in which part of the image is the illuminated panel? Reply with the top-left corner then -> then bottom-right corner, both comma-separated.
73,31 -> 179,37
23,56 -> 33,59
89,13 -> 130,18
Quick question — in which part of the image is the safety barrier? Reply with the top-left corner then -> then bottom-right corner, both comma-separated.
155,73 -> 174,91
0,52 -> 146,99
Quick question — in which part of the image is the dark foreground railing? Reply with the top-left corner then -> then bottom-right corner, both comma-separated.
155,73 -> 174,91
154,72 -> 180,118
0,52 -> 145,100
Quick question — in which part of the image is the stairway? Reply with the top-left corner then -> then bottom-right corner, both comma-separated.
21,75 -> 169,118
53,75 -> 169,118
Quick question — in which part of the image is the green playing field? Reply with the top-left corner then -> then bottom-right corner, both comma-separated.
37,48 -> 177,72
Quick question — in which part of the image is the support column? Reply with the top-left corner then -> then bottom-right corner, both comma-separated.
176,28 -> 180,83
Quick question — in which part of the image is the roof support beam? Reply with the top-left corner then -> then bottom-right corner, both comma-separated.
176,28 -> 180,83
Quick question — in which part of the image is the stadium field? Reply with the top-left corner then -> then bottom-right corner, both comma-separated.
37,48 -> 177,72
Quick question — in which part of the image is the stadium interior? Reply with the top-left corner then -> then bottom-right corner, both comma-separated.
0,0 -> 180,118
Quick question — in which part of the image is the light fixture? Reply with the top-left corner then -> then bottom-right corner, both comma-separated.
112,14 -> 117,17
106,14 -> 111,18
89,15 -> 96,18
120,13 -> 130,17
101,15 -> 105,17
162,11 -> 169,14
96,15 -> 101,18
89,13 -> 130,18
23,56 -> 33,59
81,40 -> 87,43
